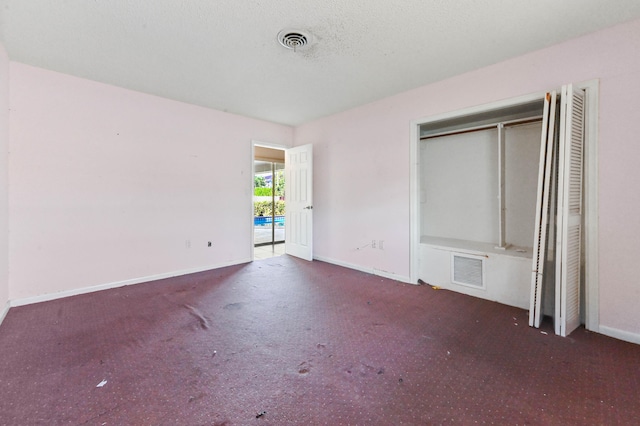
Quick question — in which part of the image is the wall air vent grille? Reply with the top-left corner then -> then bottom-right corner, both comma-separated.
451,254 -> 485,288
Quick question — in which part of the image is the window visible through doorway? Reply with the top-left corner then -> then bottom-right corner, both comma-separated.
254,159 -> 285,258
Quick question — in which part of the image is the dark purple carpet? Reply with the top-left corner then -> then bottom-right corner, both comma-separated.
0,256 -> 639,425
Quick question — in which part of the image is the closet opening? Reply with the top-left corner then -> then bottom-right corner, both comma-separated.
410,81 -> 599,337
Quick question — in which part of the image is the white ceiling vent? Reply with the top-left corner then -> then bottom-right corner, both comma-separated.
277,29 -> 313,52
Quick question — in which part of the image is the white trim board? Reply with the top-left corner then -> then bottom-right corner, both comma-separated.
599,326 -> 640,346
313,255 -> 412,284
0,301 -> 9,327
9,258 -> 251,308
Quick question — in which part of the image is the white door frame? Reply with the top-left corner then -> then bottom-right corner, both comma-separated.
409,80 -> 599,332
250,140 -> 288,261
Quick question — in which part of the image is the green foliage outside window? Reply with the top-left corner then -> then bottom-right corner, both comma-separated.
254,168 -> 285,197
254,176 -> 267,188
254,201 -> 285,216
254,187 -> 273,196
273,169 -> 285,197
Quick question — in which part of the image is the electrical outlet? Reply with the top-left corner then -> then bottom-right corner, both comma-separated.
379,240 -> 384,250
208,241 -> 212,247
371,240 -> 376,249
185,240 -> 191,248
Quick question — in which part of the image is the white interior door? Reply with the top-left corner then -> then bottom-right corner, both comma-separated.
285,144 -> 313,261
529,91 -> 557,328
555,84 -> 585,337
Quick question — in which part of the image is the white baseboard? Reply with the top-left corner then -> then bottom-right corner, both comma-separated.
0,301 -> 9,327
313,255 -> 413,284
10,258 -> 252,308
598,325 -> 640,345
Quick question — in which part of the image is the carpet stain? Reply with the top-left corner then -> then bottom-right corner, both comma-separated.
184,304 -> 210,330
298,361 -> 312,374
223,303 -> 243,310
188,392 -> 206,403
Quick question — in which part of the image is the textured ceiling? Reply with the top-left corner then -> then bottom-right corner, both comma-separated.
2,1 -> 640,126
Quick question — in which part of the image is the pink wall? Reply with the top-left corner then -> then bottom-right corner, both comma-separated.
0,43 -> 8,312
8,63 -> 292,300
295,19 -> 640,337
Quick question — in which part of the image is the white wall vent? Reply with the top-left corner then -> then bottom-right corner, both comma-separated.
451,254 -> 485,288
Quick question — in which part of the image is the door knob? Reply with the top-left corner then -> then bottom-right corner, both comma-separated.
304,205 -> 313,210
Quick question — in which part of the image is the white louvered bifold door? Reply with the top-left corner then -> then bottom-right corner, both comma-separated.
529,91 -> 557,328
555,84 -> 585,337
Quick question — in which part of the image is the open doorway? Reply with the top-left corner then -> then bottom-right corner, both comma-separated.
253,145 -> 286,259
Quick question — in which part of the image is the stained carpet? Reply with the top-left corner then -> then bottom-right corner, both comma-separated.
0,256 -> 639,425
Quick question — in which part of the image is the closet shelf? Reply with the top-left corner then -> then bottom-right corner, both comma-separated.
420,236 -> 532,259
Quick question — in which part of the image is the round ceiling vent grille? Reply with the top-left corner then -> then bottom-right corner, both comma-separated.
277,29 -> 312,51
